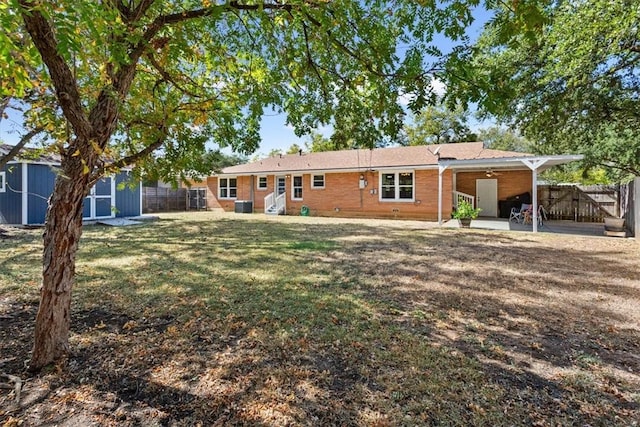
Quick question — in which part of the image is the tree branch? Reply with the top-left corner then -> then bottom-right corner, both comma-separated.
18,1 -> 92,142
0,126 -> 45,169
145,53 -> 203,99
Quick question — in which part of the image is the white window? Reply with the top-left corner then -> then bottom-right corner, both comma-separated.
380,171 -> 414,201
257,176 -> 268,190
292,175 -> 303,200
219,176 -> 237,199
311,174 -> 325,189
0,171 -> 5,192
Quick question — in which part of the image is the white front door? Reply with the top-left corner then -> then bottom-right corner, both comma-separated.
476,179 -> 498,217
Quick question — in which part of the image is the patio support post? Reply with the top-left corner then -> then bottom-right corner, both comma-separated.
438,164 -> 448,225
521,158 -> 549,233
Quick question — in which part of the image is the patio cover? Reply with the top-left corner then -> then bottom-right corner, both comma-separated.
438,154 -> 584,232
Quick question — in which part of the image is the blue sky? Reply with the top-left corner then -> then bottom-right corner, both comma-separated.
1,5 -> 493,156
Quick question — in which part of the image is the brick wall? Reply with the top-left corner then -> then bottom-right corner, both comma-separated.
209,169 -> 454,220
456,170 -> 532,200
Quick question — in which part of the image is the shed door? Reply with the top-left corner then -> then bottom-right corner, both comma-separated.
83,177 -> 115,220
476,179 -> 498,217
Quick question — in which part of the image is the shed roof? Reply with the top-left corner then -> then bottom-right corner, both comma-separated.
223,142 -> 531,175
0,143 -> 61,164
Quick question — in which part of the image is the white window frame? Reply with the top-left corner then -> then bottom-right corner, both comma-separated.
292,175 -> 303,200
0,171 -> 5,193
311,174 -> 325,189
379,170 -> 415,202
256,175 -> 268,191
218,176 -> 237,199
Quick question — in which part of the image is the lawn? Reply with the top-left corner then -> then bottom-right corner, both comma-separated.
1,212 -> 639,426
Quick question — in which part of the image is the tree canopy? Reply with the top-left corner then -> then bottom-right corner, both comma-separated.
445,0 -> 640,182
2,0 -> 484,370
402,103 -> 477,145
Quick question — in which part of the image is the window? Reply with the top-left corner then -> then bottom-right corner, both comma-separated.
311,174 -> 325,189
0,171 -> 5,193
257,176 -> 268,190
292,175 -> 303,200
380,171 -> 414,201
218,177 -> 237,199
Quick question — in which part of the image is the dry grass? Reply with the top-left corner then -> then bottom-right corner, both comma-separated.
1,211 -> 639,426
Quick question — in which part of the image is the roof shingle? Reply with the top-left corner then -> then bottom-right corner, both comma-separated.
222,142 -> 531,175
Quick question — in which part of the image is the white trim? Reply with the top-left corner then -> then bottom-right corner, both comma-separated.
0,171 -> 5,192
21,163 -> 28,225
256,175 -> 268,191
225,164 -> 441,176
378,170 -> 415,202
291,175 -> 303,200
218,176 -> 238,199
311,173 -> 325,189
139,180 -> 143,216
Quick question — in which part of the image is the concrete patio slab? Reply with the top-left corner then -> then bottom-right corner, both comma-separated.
443,217 -> 618,238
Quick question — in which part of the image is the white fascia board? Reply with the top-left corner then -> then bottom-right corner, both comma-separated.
221,164 -> 439,176
439,155 -> 584,170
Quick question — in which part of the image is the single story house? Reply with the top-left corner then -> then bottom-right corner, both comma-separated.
189,142 -> 582,231
0,144 -> 142,225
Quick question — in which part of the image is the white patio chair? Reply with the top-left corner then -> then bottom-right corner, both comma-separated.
509,207 -> 521,223
510,203 -> 532,223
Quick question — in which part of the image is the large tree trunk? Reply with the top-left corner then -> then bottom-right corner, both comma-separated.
29,155 -> 91,371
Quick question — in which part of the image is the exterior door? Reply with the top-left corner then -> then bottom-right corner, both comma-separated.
476,179 -> 498,217
83,177 -> 115,220
276,176 -> 286,196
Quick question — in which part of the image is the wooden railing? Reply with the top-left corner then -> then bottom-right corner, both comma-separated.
453,190 -> 475,208
275,192 -> 286,214
264,191 -> 287,214
264,192 -> 275,213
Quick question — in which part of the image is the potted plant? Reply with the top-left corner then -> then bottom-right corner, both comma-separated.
452,200 -> 482,228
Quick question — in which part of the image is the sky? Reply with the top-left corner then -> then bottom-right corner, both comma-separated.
0,5 -> 494,157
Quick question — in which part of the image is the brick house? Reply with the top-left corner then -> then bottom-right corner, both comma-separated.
191,142 -> 581,226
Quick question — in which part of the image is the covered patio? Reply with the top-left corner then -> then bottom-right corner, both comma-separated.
437,154 -> 584,232
443,217 -> 606,237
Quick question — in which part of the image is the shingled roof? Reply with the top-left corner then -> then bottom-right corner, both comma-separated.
222,142 -> 531,175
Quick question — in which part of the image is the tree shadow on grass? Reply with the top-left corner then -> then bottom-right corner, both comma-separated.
2,217 -> 639,425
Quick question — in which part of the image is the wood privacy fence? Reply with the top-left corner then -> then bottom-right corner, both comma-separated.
538,184 -> 621,222
142,187 -> 187,213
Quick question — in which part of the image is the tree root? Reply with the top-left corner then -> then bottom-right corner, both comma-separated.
0,373 -> 22,404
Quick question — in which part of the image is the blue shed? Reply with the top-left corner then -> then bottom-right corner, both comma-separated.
0,145 -> 142,225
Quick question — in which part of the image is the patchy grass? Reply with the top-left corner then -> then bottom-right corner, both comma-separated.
1,211 -> 639,426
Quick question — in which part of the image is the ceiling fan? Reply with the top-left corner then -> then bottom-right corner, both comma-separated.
485,169 -> 503,177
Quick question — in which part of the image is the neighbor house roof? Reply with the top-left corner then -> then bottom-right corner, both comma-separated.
222,142 -> 531,175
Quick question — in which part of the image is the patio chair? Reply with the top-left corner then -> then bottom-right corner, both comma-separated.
522,204 -> 546,226
509,203 -> 532,223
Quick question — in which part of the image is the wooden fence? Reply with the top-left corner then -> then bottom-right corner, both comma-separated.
142,187 -> 187,213
538,185 -> 620,222
142,187 -> 209,213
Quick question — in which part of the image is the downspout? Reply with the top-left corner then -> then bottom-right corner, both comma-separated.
250,175 -> 255,211
438,164 -> 448,225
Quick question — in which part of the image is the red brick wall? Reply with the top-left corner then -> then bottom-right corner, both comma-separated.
456,170 -> 532,200
210,169 -> 454,220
